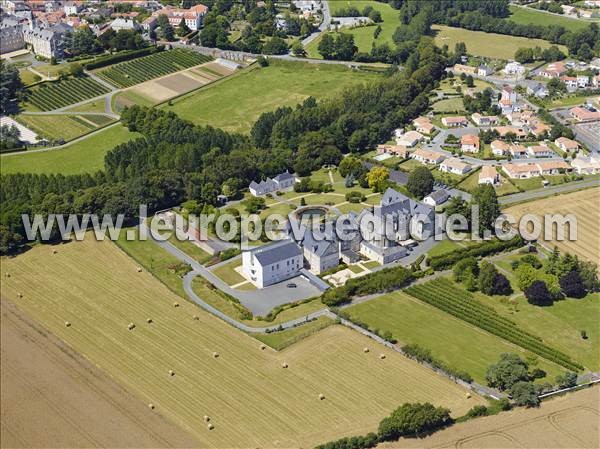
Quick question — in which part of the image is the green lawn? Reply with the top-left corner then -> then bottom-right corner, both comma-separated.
18,68 -> 41,86
508,5 -> 594,32
511,176 -> 543,192
15,114 -> 97,141
211,258 -> 246,286
0,124 -> 137,175
432,97 -> 466,113
344,292 -> 563,384
457,169 -> 520,196
165,60 -> 382,133
254,316 -> 335,350
168,233 -> 214,265
433,25 -> 568,60
427,238 -> 473,258
306,1 -> 400,58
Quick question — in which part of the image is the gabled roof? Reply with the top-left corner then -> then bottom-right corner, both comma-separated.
251,239 -> 301,266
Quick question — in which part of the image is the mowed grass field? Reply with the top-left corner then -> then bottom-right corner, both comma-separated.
306,0 -> 399,58
166,60 -> 382,133
0,124 -> 137,175
344,292 -> 564,384
504,187 -> 600,266
15,114 -> 115,141
508,5 -> 595,32
0,238 -> 482,447
433,25 -> 568,60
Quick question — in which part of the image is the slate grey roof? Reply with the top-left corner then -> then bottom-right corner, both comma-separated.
273,171 -> 294,183
302,229 -> 337,257
427,189 -> 449,203
251,239 -> 301,266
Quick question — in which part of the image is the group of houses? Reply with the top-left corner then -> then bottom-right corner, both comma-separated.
539,61 -> 600,92
242,188 -> 435,287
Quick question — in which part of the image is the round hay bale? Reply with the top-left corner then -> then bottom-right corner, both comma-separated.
52,249 -> 57,254
65,321 -> 71,327
148,403 -> 155,409
207,423 -> 214,430
137,267 -> 142,272
168,369 -> 175,376
173,302 -> 179,308
379,354 -> 386,360
128,323 -> 136,330
319,393 -> 325,400
203,415 -> 210,422
5,272 -> 10,278
466,392 -> 471,399
17,292 -> 23,298
146,318 -> 153,324
363,347 -> 369,353
282,362 -> 288,369
260,344 -> 266,350
212,352 -> 219,358
193,315 -> 200,320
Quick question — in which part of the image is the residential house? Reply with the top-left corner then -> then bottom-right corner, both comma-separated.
249,171 -> 296,196
491,139 -> 509,156
530,122 -> 551,138
561,76 -> 578,92
502,163 -> 541,179
570,153 -> 600,175
396,130 -> 424,148
494,126 -> 527,139
461,134 -> 480,153
413,116 -> 435,135
439,157 -> 472,175
441,116 -> 468,128
0,15 -> 25,54
301,231 -> 340,275
555,136 -> 579,153
577,75 -> 590,88
536,160 -> 571,176
411,148 -> 446,165
498,85 -> 518,114
141,15 -> 157,31
527,144 -> 553,158
23,23 -> 72,58
527,83 -> 549,98
593,75 -> 600,88
478,65 -> 493,77
503,61 -> 525,76
154,4 -> 208,31
570,106 -> 600,122
377,144 -> 410,158
509,144 -> 528,159
540,61 -> 567,78
63,1 -> 81,15
479,166 -> 500,185
242,239 -> 303,288
424,189 -> 449,207
471,113 -> 499,126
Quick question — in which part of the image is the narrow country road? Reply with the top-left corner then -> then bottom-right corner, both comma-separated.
499,178 -> 600,206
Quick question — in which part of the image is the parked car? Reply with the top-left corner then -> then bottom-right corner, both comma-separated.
286,283 -> 297,288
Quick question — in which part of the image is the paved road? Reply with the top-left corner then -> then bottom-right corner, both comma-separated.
19,110 -> 118,119
499,178 -> 600,206
300,0 -> 331,47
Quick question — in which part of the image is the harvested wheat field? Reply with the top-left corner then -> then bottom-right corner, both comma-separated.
382,385 -> 599,448
0,299 -> 199,448
0,238 -> 482,448
504,187 -> 600,265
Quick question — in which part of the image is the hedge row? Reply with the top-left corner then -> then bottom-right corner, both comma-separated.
406,279 -> 583,371
401,343 -> 473,383
426,236 -> 524,271
85,46 -> 163,71
321,265 -> 414,306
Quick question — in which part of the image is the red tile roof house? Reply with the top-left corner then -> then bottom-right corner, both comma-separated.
554,137 -> 579,153
491,139 -> 509,156
412,116 -> 435,135
479,166 -> 500,185
536,160 -> 572,176
441,116 -> 468,128
439,157 -> 472,175
509,144 -> 528,159
460,134 -> 480,153
540,61 -> 567,78
527,144 -> 554,158
569,106 -> 600,123
410,148 -> 446,165
471,113 -> 499,126
377,144 -> 410,158
502,163 -> 541,179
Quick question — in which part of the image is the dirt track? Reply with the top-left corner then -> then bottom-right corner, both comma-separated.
382,385 -> 600,448
0,299 -> 200,448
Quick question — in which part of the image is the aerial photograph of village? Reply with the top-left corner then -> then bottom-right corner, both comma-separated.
0,0 -> 599,448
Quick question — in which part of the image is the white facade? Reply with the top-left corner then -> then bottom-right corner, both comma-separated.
242,240 -> 303,288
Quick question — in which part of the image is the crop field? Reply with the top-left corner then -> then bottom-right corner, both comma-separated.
380,386 -> 599,448
508,5 -> 594,32
306,0 -> 400,58
343,292 -> 563,384
24,76 -> 111,111
432,25 -> 568,60
405,278 -> 582,371
15,114 -> 114,141
0,124 -> 137,175
0,238 -> 482,447
504,187 -> 600,266
167,60 -> 382,133
96,49 -> 212,88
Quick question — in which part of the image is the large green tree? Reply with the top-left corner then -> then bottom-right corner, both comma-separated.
406,166 -> 433,199
485,353 -> 529,391
0,60 -> 22,114
471,183 -> 500,236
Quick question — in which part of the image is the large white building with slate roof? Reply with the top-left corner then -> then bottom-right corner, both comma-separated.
242,239 -> 303,288
23,23 -> 72,59
249,171 -> 296,196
